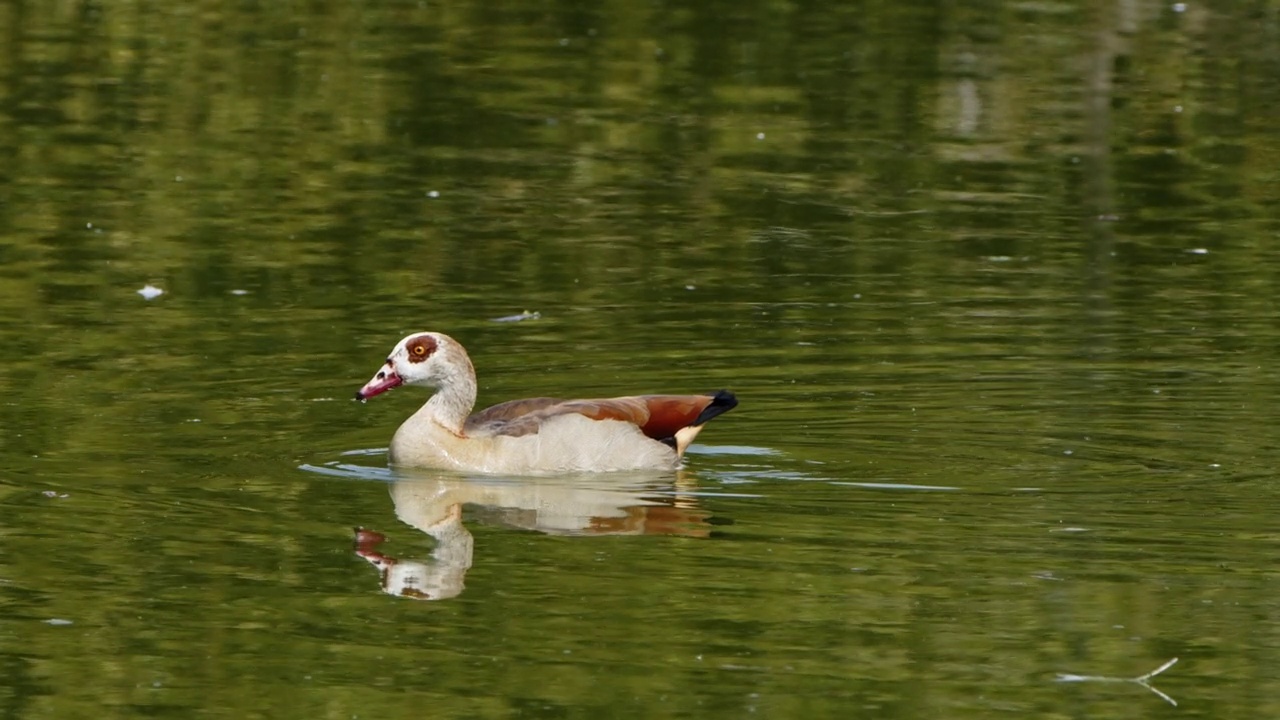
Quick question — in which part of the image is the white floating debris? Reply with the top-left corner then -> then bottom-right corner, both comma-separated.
44,618 -> 74,626
426,190 -> 440,198
491,310 -> 540,323
137,285 -> 164,300
685,285 -> 696,291
1172,3 -> 1186,12
1057,657 -> 1179,707
230,289 -> 249,296
756,132 -> 766,140
41,490 -> 69,499
1187,248 -> 1208,255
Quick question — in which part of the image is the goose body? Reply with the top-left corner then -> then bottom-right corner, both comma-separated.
355,332 -> 737,474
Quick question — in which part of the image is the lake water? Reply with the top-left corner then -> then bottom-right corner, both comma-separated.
3,1 -> 1279,717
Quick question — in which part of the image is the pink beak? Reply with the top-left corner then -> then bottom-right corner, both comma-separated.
356,369 -> 403,401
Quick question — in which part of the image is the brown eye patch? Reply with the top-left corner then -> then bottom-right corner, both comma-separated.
406,335 -> 438,363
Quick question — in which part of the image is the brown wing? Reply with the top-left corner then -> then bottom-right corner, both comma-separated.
466,391 -> 737,443
464,398 -> 563,435
629,391 -> 737,441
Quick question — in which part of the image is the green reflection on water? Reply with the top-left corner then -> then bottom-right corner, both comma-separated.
2,0 -> 1280,717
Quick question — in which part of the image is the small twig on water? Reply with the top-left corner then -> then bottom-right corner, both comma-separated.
1056,657 -> 1179,707
1132,657 -> 1179,683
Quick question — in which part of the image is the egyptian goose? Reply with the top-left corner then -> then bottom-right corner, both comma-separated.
355,332 -> 737,474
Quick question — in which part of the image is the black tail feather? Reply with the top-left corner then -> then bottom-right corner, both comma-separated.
692,390 -> 737,427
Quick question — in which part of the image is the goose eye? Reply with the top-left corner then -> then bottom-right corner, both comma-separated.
405,335 -> 438,363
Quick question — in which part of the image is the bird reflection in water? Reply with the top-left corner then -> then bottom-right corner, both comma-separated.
353,471 -> 711,601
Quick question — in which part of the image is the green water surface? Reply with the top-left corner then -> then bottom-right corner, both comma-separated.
2,1 -> 1279,718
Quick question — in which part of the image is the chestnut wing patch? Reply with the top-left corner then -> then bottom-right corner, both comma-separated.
466,391 -> 737,443
614,391 -> 737,442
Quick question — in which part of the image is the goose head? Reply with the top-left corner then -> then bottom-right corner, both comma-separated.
355,332 -> 472,401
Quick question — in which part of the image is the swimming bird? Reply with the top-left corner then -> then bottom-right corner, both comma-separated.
355,332 -> 737,474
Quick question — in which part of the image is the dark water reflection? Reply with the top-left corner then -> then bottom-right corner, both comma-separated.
4,0 -> 1280,717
